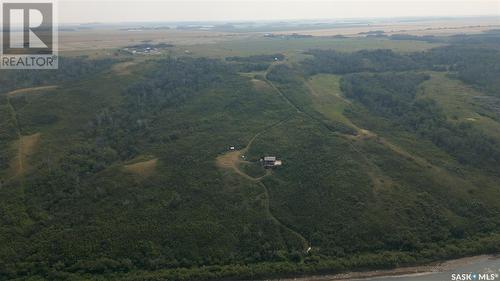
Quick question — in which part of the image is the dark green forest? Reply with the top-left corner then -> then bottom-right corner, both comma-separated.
1,31 -> 500,281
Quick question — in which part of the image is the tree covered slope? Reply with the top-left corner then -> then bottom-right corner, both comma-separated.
1,33 -> 500,280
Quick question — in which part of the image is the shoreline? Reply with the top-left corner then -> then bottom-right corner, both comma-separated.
271,255 -> 498,281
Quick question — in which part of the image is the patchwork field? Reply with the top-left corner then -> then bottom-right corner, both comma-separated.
281,17 -> 500,37
177,37 -> 444,60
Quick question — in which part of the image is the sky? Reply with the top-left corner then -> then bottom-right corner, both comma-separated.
57,0 -> 500,23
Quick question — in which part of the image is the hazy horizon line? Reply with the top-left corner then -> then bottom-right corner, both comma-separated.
59,14 -> 500,26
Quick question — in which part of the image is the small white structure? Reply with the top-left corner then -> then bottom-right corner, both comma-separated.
263,156 -> 282,168
229,146 -> 235,150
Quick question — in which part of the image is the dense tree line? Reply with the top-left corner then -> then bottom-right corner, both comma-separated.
447,30 -> 500,46
302,34 -> 500,96
225,54 -> 285,73
226,53 -> 284,63
301,49 -> 420,75
412,46 -> 500,96
0,97 -> 17,174
389,34 -> 440,43
0,57 -> 123,94
266,64 -> 301,83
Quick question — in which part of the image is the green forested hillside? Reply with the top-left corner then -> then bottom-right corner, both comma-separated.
1,32 -> 500,281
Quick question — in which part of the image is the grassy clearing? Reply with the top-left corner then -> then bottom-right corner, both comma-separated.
215,149 -> 260,181
6,86 -> 58,97
302,73 -> 496,199
251,78 -> 274,92
124,158 -> 158,176
240,162 -> 267,178
11,133 -> 40,176
216,129 -> 273,182
306,74 -> 358,131
305,75 -> 401,190
111,61 -> 138,75
420,72 -> 500,141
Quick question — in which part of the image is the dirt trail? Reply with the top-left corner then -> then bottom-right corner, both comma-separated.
216,150 -> 265,181
215,117 -> 309,250
216,125 -> 275,182
6,85 -> 58,97
216,134 -> 256,180
267,75 -> 375,144
304,79 -> 393,189
264,77 -> 302,114
259,180 -> 310,251
305,78 -> 475,192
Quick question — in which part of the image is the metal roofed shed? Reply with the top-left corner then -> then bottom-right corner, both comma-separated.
262,156 -> 282,168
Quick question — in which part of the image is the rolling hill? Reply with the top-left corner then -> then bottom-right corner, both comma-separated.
1,31 -> 500,281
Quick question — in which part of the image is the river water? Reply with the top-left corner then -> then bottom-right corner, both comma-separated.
357,256 -> 500,281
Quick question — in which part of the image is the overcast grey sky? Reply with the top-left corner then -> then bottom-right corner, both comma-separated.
58,0 -> 500,23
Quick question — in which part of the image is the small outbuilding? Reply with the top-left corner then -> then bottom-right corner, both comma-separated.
262,156 -> 283,168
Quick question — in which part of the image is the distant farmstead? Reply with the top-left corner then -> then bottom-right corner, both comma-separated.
262,156 -> 283,168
